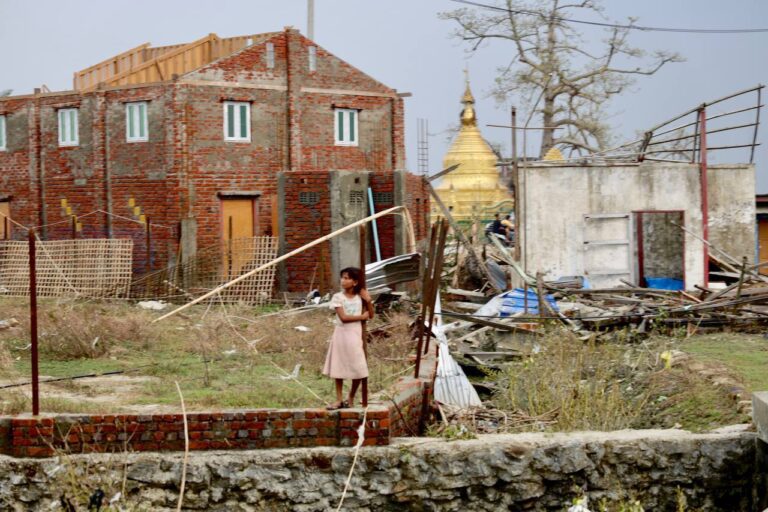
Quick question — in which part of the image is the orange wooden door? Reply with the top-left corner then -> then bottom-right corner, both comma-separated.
759,220 -> 768,275
0,202 -> 9,239
221,198 -> 255,277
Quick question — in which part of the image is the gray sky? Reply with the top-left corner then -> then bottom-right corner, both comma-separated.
2,0 -> 767,190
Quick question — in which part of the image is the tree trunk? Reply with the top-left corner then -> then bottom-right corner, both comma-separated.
540,95 -> 555,157
539,3 -> 558,158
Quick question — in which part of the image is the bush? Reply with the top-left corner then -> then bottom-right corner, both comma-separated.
492,329 -> 649,431
38,305 -> 157,360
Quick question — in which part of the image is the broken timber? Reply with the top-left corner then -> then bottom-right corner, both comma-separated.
425,178 -> 502,294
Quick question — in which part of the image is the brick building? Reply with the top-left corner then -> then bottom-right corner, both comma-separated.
0,28 -> 429,292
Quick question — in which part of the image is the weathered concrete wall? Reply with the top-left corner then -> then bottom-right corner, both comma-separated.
329,170 -> 370,275
707,164 -> 756,264
0,429 -> 757,511
519,162 -> 755,289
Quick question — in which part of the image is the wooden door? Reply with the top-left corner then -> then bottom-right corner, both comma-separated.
0,202 -> 9,239
759,220 -> 768,275
221,198 -> 255,277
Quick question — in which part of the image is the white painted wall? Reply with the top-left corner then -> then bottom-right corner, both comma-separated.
518,162 -> 755,289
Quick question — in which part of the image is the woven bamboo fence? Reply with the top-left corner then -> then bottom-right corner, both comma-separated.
0,239 -> 133,298
129,236 -> 278,305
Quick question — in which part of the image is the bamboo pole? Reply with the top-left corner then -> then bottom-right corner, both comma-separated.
359,224 -> 368,407
154,205 -> 407,322
424,219 -> 448,356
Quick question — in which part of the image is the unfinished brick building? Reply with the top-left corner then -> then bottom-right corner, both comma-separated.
0,28 -> 429,292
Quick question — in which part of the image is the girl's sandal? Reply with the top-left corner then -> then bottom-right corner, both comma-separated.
326,401 -> 344,411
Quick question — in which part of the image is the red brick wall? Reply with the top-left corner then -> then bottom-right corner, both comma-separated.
405,172 -> 430,242
0,27 -> 421,283
369,173 -> 397,260
0,342 -> 436,458
280,171 -> 333,293
0,97 -> 35,238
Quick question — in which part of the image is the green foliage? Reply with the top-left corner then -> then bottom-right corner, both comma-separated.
425,423 -> 477,441
492,329 -> 649,432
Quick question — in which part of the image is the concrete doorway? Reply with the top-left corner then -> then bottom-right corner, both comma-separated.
634,211 -> 685,290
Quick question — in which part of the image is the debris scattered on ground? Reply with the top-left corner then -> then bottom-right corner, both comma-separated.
0,318 -> 19,330
137,300 -> 168,311
436,402 -> 558,434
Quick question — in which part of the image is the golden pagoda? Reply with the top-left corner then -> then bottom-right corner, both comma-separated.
433,76 -> 512,223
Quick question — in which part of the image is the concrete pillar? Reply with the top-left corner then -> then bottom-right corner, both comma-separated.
329,170 -> 370,277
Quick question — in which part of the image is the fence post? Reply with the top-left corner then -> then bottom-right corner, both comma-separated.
359,224 -> 368,407
29,229 -> 39,416
699,107 -> 709,288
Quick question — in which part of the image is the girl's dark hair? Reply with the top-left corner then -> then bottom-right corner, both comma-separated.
340,267 -> 363,295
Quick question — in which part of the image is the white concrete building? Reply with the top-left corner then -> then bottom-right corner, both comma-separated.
516,162 -> 755,289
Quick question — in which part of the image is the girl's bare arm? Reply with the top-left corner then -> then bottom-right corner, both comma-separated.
335,306 -> 369,323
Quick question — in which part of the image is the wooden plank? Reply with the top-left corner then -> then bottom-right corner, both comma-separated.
82,34 -> 216,91
439,310 -> 541,334
426,164 -> 460,183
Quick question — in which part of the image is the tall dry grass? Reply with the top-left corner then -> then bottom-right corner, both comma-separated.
493,329 -> 650,431
35,304 -> 159,360
234,307 -> 416,391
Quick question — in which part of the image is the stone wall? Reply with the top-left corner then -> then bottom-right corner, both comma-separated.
0,428 -> 758,511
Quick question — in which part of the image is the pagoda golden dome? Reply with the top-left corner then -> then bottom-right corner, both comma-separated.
433,77 -> 512,223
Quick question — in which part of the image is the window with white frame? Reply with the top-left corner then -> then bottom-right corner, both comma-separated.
0,115 -> 6,151
223,101 -> 251,142
308,46 -> 317,72
125,102 -> 148,142
266,42 -> 275,69
58,108 -> 79,146
334,108 -> 358,146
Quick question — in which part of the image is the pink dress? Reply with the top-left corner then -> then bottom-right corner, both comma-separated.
322,292 -> 369,380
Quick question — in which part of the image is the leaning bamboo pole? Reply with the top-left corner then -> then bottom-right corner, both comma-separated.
154,205 -> 410,322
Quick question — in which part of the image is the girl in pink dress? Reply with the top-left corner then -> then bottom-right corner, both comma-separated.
323,267 -> 374,410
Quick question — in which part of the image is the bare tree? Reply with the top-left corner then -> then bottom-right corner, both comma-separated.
440,1 -> 683,157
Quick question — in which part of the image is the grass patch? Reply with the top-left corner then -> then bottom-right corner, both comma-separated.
677,332 -> 768,392
489,329 -> 651,432
485,328 -> 755,433
0,298 -> 414,414
633,368 -> 747,432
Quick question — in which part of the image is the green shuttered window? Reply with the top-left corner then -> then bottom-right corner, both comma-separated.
126,102 -> 148,142
334,108 -> 358,146
58,108 -> 79,147
224,101 -> 250,142
0,115 -> 6,151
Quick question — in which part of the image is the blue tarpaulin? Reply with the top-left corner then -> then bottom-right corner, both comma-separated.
645,277 -> 684,290
499,288 -> 559,317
